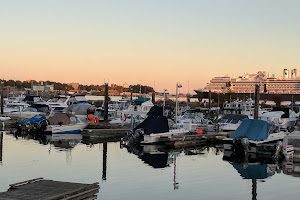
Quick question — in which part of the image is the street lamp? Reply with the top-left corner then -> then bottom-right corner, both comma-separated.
175,82 -> 182,123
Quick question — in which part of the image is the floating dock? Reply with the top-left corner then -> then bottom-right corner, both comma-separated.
82,128 -> 129,139
158,132 -> 231,148
0,178 -> 99,200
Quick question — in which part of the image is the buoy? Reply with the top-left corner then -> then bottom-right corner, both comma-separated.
196,129 -> 203,135
95,116 -> 99,123
88,114 -> 95,123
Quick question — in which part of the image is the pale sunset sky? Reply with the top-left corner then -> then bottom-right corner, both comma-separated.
1,0 -> 299,94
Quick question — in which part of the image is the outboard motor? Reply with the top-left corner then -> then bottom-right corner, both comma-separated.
121,128 -> 145,146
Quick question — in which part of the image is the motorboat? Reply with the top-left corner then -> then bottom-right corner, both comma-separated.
9,107 -> 45,119
259,107 -> 298,132
45,113 -> 87,134
4,102 -> 30,113
223,119 -> 287,155
121,105 -> 189,146
218,114 -> 249,131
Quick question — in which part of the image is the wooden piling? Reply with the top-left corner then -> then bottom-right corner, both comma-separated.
152,92 -> 155,104
102,142 -> 107,181
0,133 -> 3,164
1,83 -> 3,115
104,83 -> 109,128
254,84 -> 260,119
209,90 -> 211,110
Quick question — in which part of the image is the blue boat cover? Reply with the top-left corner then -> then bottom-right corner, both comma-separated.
229,119 -> 275,141
18,115 -> 47,125
232,162 -> 268,179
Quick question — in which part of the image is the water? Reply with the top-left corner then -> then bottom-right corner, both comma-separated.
1,132 -> 300,200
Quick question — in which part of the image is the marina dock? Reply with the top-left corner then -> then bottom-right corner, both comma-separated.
157,132 -> 231,148
0,178 -> 99,200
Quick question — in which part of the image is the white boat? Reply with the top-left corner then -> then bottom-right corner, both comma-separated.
9,107 -> 44,119
259,107 -> 298,132
218,114 -> 249,132
45,113 -> 87,134
141,128 -> 189,145
223,119 -> 287,154
4,101 -> 30,113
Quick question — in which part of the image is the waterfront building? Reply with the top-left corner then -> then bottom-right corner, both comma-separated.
203,69 -> 300,94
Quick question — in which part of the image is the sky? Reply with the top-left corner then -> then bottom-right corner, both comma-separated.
1,0 -> 300,94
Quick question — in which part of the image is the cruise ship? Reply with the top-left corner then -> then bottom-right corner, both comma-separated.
202,69 -> 300,94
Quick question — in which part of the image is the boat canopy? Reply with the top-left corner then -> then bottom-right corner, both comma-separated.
133,97 -> 151,105
230,119 -> 275,141
133,105 -> 169,135
48,113 -> 76,125
221,114 -> 248,120
18,115 -> 46,125
66,104 -> 95,115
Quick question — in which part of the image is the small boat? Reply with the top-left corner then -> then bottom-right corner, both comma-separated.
121,105 -> 189,145
45,113 -> 87,134
16,115 -> 48,132
223,119 -> 287,155
218,114 -> 249,132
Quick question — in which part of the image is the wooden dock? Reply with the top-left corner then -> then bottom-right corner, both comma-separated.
0,178 -> 99,200
158,132 -> 231,148
82,128 -> 129,139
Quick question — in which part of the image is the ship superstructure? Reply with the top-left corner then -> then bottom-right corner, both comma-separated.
203,69 -> 300,94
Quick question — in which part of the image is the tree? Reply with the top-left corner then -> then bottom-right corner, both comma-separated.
271,94 -> 283,107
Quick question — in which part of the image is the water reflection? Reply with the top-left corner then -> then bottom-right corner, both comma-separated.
223,150 -> 283,200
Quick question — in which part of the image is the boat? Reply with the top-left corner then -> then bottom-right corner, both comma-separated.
282,131 -> 300,161
223,119 -> 287,155
218,114 -> 249,131
121,105 -> 189,146
44,113 -> 87,134
16,115 -> 48,132
259,107 -> 298,132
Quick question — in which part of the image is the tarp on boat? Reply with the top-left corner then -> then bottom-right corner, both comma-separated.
229,119 -> 275,141
66,104 -> 95,115
133,97 -> 151,105
18,115 -> 46,125
133,105 -> 169,135
48,113 -> 75,125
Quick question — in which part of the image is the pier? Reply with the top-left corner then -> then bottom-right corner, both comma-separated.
0,178 -> 99,200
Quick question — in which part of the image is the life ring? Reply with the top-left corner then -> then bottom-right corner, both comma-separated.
121,113 -> 127,121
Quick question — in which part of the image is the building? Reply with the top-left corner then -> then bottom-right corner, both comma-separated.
31,84 -> 54,92
203,69 -> 300,94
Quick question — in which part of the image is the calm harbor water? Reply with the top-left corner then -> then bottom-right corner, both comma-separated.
1,131 -> 300,200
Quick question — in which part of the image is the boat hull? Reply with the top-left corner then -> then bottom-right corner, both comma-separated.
45,123 -> 86,134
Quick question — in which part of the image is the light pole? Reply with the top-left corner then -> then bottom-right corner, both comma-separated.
175,82 -> 182,123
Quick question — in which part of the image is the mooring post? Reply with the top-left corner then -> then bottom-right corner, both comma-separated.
104,83 -> 109,128
102,142 -> 107,181
0,133 -> 3,164
152,92 -> 155,104
209,90 -> 212,110
1,82 -> 4,115
254,84 -> 260,119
